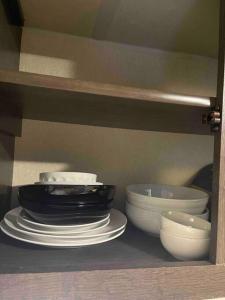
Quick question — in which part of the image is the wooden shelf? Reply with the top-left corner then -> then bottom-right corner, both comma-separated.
0,70 -> 212,136
0,223 -> 203,274
1,222 -> 225,300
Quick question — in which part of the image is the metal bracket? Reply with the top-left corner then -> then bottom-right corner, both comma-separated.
202,105 -> 221,132
208,108 -> 221,132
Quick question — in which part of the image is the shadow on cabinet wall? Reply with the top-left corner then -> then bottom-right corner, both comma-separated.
11,119 -> 214,210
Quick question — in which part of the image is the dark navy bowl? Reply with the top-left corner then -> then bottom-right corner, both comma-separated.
18,184 -> 115,224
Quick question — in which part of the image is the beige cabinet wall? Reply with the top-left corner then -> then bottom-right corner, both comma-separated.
20,27 -> 217,95
12,27 -> 215,208
12,120 -> 213,208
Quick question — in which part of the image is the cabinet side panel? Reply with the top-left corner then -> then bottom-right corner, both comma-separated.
0,0 -> 22,136
0,0 -> 22,70
0,134 -> 14,219
210,0 -> 225,264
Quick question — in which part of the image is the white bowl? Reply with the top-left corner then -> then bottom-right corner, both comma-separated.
126,201 -> 160,236
195,208 -> 209,220
40,172 -> 97,184
127,197 -> 206,215
126,202 -> 209,236
161,211 -> 211,239
160,229 -> 210,261
127,184 -> 208,212
35,181 -> 103,186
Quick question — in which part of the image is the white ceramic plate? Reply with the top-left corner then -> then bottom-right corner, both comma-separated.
35,182 -> 103,186
5,209 -> 126,239
18,216 -> 110,235
0,222 -> 125,248
16,207 -> 110,234
40,172 -> 97,184
1,209 -> 127,247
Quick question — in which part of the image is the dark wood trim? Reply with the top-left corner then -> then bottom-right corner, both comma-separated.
210,0 -> 225,264
0,97 -> 22,136
1,0 -> 23,26
0,264 -> 225,299
0,70 -> 212,135
0,70 -> 213,108
0,134 -> 15,220
0,0 -> 22,71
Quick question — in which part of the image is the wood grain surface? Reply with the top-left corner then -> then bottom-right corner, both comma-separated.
0,70 -> 211,134
0,224 -> 206,274
0,69 -> 213,108
0,264 -> 225,300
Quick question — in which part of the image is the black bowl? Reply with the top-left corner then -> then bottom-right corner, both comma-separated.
18,184 -> 115,224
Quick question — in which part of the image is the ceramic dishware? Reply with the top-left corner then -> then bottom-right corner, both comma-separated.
35,181 -> 103,185
125,201 -> 160,235
127,184 -> 208,213
1,208 -> 127,248
161,211 -> 211,239
160,229 -> 210,261
195,208 -> 209,220
40,172 -> 97,184
18,184 -> 115,223
126,201 -> 209,236
17,208 -> 110,234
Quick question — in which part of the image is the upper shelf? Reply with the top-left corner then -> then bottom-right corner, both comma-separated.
0,70 -> 213,136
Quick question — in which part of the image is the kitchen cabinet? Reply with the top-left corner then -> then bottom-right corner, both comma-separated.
0,1 -> 224,299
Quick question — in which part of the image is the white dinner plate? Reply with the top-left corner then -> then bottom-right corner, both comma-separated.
1,209 -> 127,247
13,209 -> 126,239
4,211 -> 126,240
16,207 -> 110,234
0,222 -> 125,248
18,216 -> 110,235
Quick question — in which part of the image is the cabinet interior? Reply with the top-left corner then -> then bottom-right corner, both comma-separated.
0,0 -> 221,278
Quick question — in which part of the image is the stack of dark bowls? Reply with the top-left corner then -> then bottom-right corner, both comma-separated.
18,172 -> 115,224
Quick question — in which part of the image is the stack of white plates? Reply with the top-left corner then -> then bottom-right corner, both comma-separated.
0,207 -> 127,248
125,184 -> 209,236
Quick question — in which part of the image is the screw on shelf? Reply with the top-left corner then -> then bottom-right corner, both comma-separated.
208,109 -> 221,132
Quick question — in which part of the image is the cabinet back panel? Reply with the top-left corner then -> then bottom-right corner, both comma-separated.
12,119 -> 213,208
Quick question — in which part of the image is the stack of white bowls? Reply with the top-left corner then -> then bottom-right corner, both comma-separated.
160,211 -> 211,260
126,184 -> 209,236
37,172 -> 103,185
